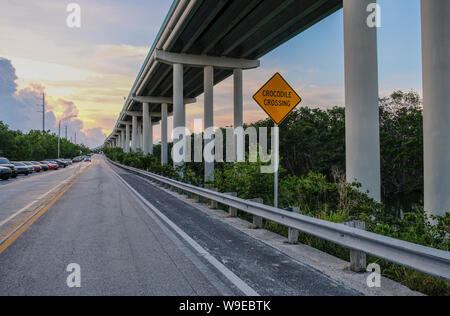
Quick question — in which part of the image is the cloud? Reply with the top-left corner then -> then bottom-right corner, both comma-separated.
86,44 -> 148,76
0,57 -> 105,148
0,58 -> 18,95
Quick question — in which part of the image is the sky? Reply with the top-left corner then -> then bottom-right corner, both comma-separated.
0,0 -> 422,148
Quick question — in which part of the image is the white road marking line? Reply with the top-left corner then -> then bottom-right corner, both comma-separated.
0,180 -> 69,228
109,165 -> 259,296
0,199 -> 40,228
0,164 -> 85,228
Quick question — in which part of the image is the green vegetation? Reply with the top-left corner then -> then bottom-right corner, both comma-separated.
104,91 -> 450,296
0,121 -> 90,160
253,90 -> 424,212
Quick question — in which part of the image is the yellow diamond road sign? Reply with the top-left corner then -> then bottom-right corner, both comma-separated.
253,73 -> 302,125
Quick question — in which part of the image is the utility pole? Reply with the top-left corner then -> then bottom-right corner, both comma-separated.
65,125 -> 68,140
74,132 -> 77,145
37,93 -> 45,132
58,120 -> 61,159
43,94 -> 45,132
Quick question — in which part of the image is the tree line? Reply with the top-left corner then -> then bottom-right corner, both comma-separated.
0,121 -> 90,161
253,90 -> 424,213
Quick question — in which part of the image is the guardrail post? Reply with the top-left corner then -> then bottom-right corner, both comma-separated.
288,207 -> 300,244
344,220 -> 367,272
249,198 -> 264,229
178,181 -> 183,195
225,192 -> 238,217
210,188 -> 218,209
197,184 -> 203,203
187,182 -> 192,199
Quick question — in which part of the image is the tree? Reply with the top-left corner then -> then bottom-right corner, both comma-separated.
0,121 -> 90,161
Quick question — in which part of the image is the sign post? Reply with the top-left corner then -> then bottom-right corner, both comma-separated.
274,124 -> 279,208
253,73 -> 302,208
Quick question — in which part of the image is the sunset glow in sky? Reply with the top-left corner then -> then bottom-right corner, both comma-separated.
0,0 -> 422,148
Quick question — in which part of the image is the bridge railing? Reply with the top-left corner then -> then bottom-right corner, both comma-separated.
109,159 -> 450,282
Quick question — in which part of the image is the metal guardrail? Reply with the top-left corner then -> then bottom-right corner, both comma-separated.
109,159 -> 450,282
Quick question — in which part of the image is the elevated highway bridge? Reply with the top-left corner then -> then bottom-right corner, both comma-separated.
106,0 -> 450,218
0,0 -> 449,297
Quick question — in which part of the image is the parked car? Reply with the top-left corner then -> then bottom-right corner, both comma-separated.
30,162 -> 42,172
22,162 -> 35,173
0,157 -> 18,178
44,159 -> 67,168
13,162 -> 31,175
45,160 -> 62,168
0,166 -> 12,180
34,162 -> 48,171
23,162 -> 40,173
61,159 -> 71,166
40,161 -> 59,170
72,156 -> 83,163
85,156 -> 92,162
56,159 -> 69,168
64,159 -> 73,165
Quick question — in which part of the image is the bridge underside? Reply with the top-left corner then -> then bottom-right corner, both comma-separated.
106,0 -> 450,218
128,0 -> 342,114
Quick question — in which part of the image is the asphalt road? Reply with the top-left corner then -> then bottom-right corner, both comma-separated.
0,156 -> 359,296
0,163 -> 83,229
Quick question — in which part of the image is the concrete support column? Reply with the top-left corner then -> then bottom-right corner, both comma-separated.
125,123 -> 131,153
131,115 -> 138,152
343,0 -> 381,201
233,69 -> 244,160
121,130 -> 126,152
204,66 -> 214,182
143,103 -> 150,155
140,124 -> 144,151
173,63 -> 185,167
137,123 -> 141,150
140,124 -> 144,150
161,103 -> 168,165
422,0 -> 450,217
149,116 -> 154,155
